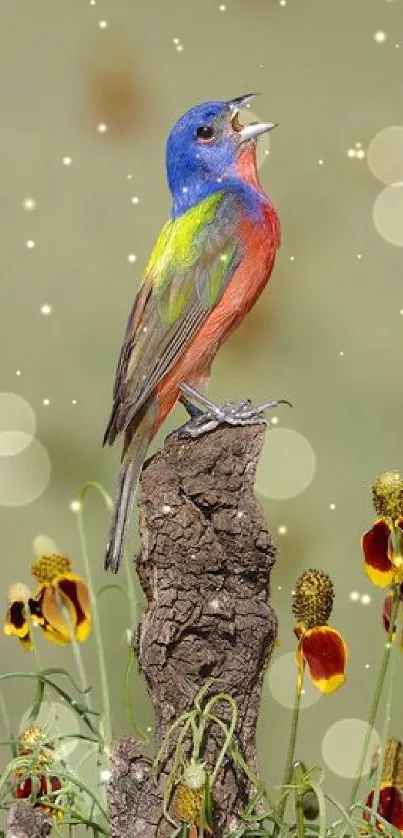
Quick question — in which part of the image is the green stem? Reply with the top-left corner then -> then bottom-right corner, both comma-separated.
371,595 -> 403,824
273,671 -> 303,837
123,548 -> 139,628
348,584 -> 401,809
76,481 -> 113,748
70,634 -> 92,708
0,687 -> 14,757
58,597 -> 92,710
207,695 -> 237,784
122,648 -> 147,741
294,764 -> 306,838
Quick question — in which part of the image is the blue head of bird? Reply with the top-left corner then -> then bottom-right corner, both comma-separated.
166,94 -> 277,216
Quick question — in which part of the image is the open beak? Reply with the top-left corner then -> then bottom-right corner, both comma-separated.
226,93 -> 277,142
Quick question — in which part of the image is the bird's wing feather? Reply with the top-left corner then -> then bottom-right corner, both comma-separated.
103,190 -> 243,445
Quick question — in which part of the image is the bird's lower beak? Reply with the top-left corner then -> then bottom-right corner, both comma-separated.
239,121 -> 278,140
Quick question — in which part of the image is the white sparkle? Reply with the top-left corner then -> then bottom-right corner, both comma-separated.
128,253 -> 137,263
162,504 -> 171,514
98,19 -> 108,28
361,594 -> 372,605
219,3 -> 227,9
396,44 -> 400,49
357,253 -> 362,259
301,688 -> 306,695
100,769 -> 111,781
16,370 -> 21,376
265,149 -> 270,155
72,399 -> 77,405
400,309 -> 403,315
347,148 -> 356,158
70,500 -> 81,513
62,156 -> 72,166
349,591 -> 360,602
271,416 -> 279,425
290,255 -> 295,261
40,304 -> 52,316
131,196 -> 139,204
278,525 -> 288,535
329,503 -> 336,510
355,142 -> 362,149
318,159 -> 324,165
374,31 -> 387,43
279,0 -> 287,5
173,37 -> 180,44
23,197 -> 36,211
146,726 -> 152,733
182,186 -> 189,193
386,642 -> 392,649
176,44 -> 184,52
43,398 -> 50,406
90,0 -> 96,4
237,510 -> 244,518
365,663 -> 370,669
339,351 -> 344,356
277,585 -> 282,591
210,599 -> 219,609
98,123 -> 108,133
127,173 -> 132,180
26,239 -> 35,249
356,149 -> 366,160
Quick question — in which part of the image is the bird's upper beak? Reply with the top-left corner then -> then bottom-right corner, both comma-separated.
226,93 -> 278,141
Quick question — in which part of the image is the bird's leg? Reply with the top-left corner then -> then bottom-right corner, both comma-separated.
179,394 -> 204,420
173,382 -> 292,439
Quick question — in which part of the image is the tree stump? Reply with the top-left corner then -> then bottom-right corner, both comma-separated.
108,424 -> 278,837
6,802 -> 51,838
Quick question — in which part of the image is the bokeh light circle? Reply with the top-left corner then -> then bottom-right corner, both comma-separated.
256,428 -> 316,500
267,652 -> 321,709
321,718 -> 379,778
0,392 -> 36,455
367,127 -> 403,184
373,183 -> 403,246
0,434 -> 51,506
239,107 -> 271,168
20,701 -> 80,759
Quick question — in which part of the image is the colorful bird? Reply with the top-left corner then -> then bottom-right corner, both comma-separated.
103,93 -> 284,573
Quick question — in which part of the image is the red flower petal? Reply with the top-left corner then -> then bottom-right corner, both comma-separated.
362,520 -> 394,588
299,626 -> 347,694
366,786 -> 403,832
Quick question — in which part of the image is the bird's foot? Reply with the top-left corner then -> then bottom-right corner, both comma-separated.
172,383 -> 292,439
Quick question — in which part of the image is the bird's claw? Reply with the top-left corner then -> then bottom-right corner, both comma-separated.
173,384 -> 292,439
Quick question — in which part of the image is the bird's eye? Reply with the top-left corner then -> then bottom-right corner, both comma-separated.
195,125 -> 214,142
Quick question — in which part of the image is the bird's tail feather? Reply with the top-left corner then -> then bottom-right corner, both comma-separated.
104,432 -> 150,574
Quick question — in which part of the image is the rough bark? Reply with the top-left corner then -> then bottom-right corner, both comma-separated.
108,424 -> 278,837
6,802 -> 51,838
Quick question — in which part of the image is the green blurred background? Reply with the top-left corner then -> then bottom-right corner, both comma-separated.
0,0 -> 402,829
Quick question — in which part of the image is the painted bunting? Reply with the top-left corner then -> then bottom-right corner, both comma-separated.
103,93 -> 283,573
